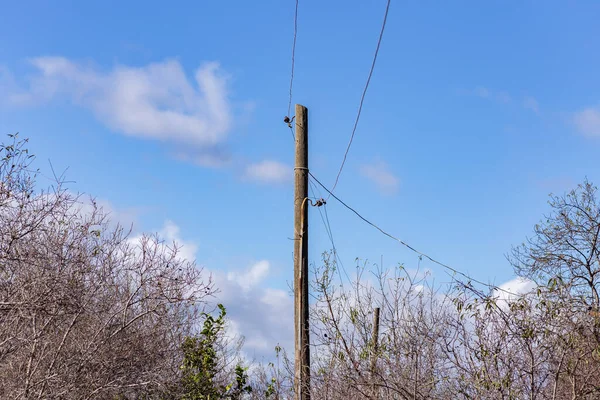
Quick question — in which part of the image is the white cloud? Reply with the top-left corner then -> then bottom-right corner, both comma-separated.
174,147 -> 231,168
493,277 -> 535,306
158,220 -> 199,262
137,219 -> 292,359
473,86 -> 491,99
214,261 -> 293,360
0,66 -> 25,106
573,106 -> 600,137
6,57 -> 232,149
227,260 -> 271,291
523,96 -> 540,113
127,219 -> 199,263
496,91 -> 512,104
359,160 -> 400,195
244,160 -> 292,184
472,86 -> 512,103
82,197 -> 140,230
464,87 -> 540,113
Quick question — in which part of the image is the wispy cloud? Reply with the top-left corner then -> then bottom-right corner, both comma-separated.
174,146 -> 232,168
461,86 -> 539,113
473,86 -> 491,99
359,160 -> 400,195
244,160 -> 292,184
0,66 -> 24,105
471,86 -> 512,104
4,57 -> 232,150
536,176 -> 577,193
573,106 -> 600,137
523,96 -> 540,113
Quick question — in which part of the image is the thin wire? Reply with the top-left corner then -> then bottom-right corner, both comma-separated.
309,179 -> 350,283
324,202 -> 352,283
287,0 -> 299,118
309,172 -> 521,298
309,182 -> 335,252
328,0 -> 391,198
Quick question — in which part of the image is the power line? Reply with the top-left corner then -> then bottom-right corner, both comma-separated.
323,202 -> 352,283
287,0 -> 299,119
309,179 -> 350,283
309,171 -> 521,298
284,0 -> 300,140
328,0 -> 391,198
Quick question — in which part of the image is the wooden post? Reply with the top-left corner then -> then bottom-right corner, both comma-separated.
371,307 -> 381,399
371,307 -> 380,371
294,104 -> 310,400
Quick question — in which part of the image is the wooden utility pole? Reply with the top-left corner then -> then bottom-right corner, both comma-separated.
371,307 -> 381,399
371,307 -> 381,373
293,104 -> 310,400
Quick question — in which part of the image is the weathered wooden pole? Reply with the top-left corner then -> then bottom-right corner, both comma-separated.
293,104 -> 310,400
371,307 -> 381,373
371,307 -> 381,399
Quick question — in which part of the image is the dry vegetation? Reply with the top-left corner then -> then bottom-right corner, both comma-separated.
1,135 -> 599,399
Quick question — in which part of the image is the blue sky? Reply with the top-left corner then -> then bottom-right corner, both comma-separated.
2,0 -> 600,358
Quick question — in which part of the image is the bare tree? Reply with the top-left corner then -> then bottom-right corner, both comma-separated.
0,135 -> 214,399
510,180 -> 600,310
307,253 -> 457,400
10,132 -> 600,399
508,180 -> 600,398
241,182 -> 600,400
